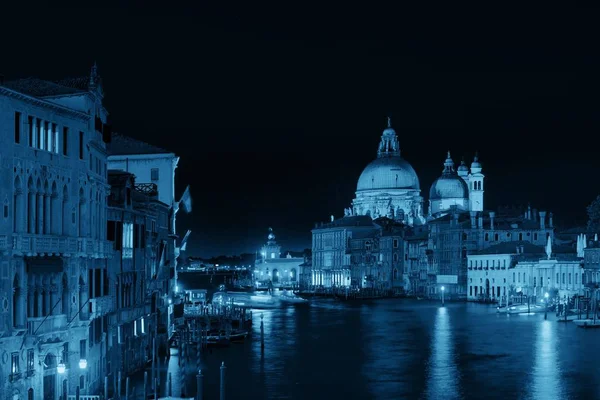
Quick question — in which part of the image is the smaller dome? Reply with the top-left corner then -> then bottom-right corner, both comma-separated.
429,175 -> 469,200
429,151 -> 468,200
457,160 -> 468,172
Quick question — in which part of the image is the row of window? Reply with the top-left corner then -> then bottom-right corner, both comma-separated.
470,259 -> 508,268
14,112 -> 85,159
509,271 -> 582,286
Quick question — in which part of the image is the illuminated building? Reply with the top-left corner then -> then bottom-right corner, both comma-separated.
468,240 -> 584,302
311,118 -> 555,296
255,228 -> 303,288
0,66 -> 113,399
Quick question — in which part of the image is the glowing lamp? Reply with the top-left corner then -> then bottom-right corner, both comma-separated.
168,298 -> 172,304
441,286 -> 445,291
57,362 -> 66,374
544,292 -> 549,298
79,359 -> 87,370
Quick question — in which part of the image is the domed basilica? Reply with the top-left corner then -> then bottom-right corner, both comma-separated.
346,118 -> 484,224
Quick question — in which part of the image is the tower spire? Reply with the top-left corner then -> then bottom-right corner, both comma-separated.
377,117 -> 400,158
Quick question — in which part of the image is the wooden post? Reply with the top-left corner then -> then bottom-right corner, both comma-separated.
75,386 -> 80,400
125,376 -> 130,400
196,369 -> 204,400
104,376 -> 108,400
168,372 -> 172,396
260,314 -> 265,351
118,371 -> 122,399
144,371 -> 148,399
220,362 -> 226,400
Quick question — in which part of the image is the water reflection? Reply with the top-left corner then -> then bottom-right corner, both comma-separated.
528,320 -> 563,400
425,307 -> 460,400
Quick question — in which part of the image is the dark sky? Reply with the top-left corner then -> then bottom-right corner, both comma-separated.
3,6 -> 600,257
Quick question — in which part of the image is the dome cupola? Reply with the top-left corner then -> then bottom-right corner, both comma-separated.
356,117 -> 420,191
429,151 -> 469,216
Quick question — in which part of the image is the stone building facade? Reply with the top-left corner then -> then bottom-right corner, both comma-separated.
0,67 -> 113,399
105,170 -> 172,389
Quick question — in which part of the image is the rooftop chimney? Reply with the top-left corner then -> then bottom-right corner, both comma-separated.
549,212 -> 553,228
489,211 -> 495,230
539,211 -> 546,230
532,208 -> 538,222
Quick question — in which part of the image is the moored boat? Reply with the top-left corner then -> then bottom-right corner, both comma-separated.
497,304 -> 545,314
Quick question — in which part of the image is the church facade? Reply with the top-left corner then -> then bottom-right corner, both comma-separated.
311,118 -> 555,297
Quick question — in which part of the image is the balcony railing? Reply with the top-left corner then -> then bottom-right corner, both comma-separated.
11,234 -> 113,258
27,314 -> 68,336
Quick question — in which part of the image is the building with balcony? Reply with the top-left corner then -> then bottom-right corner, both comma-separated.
105,170 -> 172,383
106,133 -> 182,344
0,65 -> 112,400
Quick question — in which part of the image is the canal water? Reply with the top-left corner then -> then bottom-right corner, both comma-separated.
160,299 -> 599,400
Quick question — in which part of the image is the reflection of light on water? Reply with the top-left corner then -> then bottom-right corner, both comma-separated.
425,307 -> 459,400
529,320 -> 563,399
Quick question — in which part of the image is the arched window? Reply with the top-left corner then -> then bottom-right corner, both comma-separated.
28,388 -> 34,400
393,268 -> 398,280
13,274 -> 23,328
78,188 -> 86,237
27,176 -> 36,233
14,176 -> 25,233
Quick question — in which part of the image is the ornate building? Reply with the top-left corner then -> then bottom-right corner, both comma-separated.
0,66 -> 113,399
350,118 -> 426,225
311,117 -> 556,297
255,228 -> 303,288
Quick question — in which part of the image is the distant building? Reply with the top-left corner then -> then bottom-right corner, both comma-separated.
311,118 -> 558,298
582,238 -> 600,287
0,66 -> 113,399
311,216 -> 377,287
349,217 -> 407,290
255,228 -> 303,287
468,240 -> 584,302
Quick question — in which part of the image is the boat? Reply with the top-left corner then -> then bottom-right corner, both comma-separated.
274,290 -> 308,304
230,329 -> 249,343
573,319 -> 600,328
206,337 -> 231,348
496,304 -> 546,314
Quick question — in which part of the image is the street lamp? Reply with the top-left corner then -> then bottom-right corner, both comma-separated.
544,292 -> 549,320
57,361 -> 66,374
441,286 -> 445,306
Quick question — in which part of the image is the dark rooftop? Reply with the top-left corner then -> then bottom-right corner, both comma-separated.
2,77 -> 86,97
107,133 -> 172,156
313,215 -> 375,230
474,241 -> 544,255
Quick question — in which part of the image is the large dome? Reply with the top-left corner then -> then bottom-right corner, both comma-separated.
357,157 -> 420,191
429,175 -> 468,200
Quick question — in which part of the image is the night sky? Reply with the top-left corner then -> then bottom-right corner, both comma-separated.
3,6 -> 600,257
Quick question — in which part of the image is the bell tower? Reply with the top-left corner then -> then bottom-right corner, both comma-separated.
468,152 -> 484,212
260,228 -> 281,260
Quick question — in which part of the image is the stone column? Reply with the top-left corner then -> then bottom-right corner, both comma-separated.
62,200 -> 69,236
